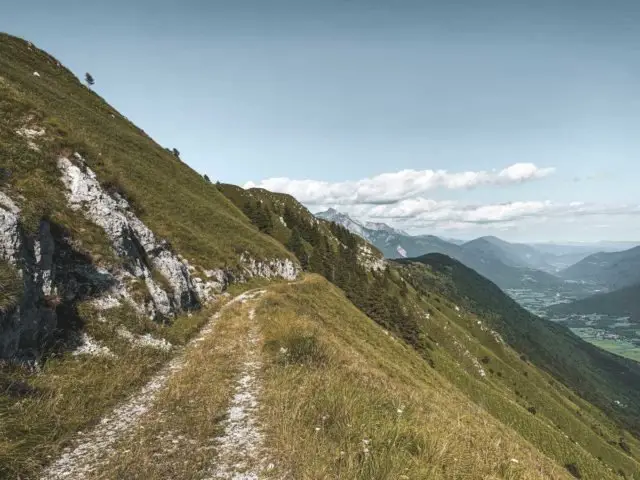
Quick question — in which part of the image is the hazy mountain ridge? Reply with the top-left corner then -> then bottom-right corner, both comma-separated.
558,246 -> 640,291
315,208 -> 595,292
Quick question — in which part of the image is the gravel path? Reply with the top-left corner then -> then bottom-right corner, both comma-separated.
207,307 -> 266,480
40,290 -> 265,480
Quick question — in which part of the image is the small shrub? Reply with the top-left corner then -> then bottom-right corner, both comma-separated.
564,463 -> 582,479
619,437 -> 631,454
527,406 -> 537,415
480,356 -> 490,364
267,330 -> 328,367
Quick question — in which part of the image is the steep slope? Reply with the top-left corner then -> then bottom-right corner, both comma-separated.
549,283 -> 640,322
0,34 -> 301,478
559,246 -> 640,290
0,34 -> 298,361
397,253 -> 640,438
222,186 -> 640,477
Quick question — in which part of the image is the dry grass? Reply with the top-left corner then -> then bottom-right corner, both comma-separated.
255,276 -> 579,479
0,260 -> 21,312
0,346 -> 169,478
0,298 -> 224,479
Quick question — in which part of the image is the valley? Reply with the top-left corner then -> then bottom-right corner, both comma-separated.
508,287 -> 640,363
317,208 -> 640,364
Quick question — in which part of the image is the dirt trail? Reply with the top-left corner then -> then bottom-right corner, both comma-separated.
40,290 -> 265,480
206,307 -> 266,480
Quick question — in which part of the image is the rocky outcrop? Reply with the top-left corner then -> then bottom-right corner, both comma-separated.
57,154 -> 300,319
240,254 -> 298,281
0,192 -> 21,262
0,154 -> 299,361
58,155 -> 200,318
357,244 -> 386,272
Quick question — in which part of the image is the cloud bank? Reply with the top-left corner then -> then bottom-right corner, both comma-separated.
244,162 -> 638,238
358,199 -> 640,230
245,163 -> 554,205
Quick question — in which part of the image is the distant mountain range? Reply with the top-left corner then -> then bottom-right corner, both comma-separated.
315,208 -> 623,293
558,246 -> 640,290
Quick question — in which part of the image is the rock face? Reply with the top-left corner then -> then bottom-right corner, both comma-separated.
58,155 -> 199,318
0,154 -> 300,361
0,196 -> 114,361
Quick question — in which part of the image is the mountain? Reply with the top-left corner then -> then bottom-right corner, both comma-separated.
559,245 -> 640,290
472,235 -> 557,271
363,220 -> 409,236
548,283 -> 640,322
315,208 -> 460,259
3,33 -> 640,479
314,207 -> 371,239
315,209 -> 580,292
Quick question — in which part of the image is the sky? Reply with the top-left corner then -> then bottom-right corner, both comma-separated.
4,0 -> 640,242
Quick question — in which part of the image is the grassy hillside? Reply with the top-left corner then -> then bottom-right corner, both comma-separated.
222,186 -> 640,478
0,33 -> 292,270
397,254 -> 640,439
256,276 -> 581,479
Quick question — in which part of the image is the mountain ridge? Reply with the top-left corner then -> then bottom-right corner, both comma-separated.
559,245 -> 640,290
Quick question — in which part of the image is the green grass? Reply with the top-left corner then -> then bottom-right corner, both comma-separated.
398,254 -> 640,443
0,33 -> 293,272
257,276 -> 587,479
586,338 -> 640,363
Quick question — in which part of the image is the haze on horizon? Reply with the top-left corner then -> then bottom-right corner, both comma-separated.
4,0 -> 640,243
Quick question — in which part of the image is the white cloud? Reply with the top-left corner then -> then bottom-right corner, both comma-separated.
335,198 -> 640,231
244,162 -> 554,205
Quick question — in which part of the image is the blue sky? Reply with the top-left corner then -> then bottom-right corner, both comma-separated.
4,0 -> 640,242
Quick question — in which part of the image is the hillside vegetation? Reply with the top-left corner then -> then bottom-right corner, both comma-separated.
221,185 -> 640,479
0,33 -> 292,271
397,254 -> 640,438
